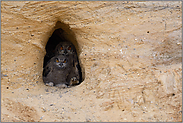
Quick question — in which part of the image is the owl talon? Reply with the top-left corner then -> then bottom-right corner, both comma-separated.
71,77 -> 76,81
45,82 -> 54,87
70,77 -> 79,86
56,83 -> 68,88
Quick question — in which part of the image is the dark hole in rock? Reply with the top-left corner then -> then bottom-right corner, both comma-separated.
43,23 -> 83,87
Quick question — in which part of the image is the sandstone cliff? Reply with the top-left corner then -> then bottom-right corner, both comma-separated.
1,1 -> 182,122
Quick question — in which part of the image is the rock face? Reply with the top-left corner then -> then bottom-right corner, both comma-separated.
1,1 -> 182,122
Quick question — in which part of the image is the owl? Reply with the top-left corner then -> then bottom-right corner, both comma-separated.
55,41 -> 82,85
43,55 -> 73,88
55,41 -> 77,56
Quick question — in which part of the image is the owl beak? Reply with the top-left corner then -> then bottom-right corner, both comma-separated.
64,49 -> 68,55
59,63 -> 63,66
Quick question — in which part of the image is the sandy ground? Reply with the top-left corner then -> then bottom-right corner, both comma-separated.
1,1 -> 182,122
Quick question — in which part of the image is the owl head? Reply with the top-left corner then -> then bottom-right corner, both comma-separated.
55,41 -> 76,56
53,55 -> 70,69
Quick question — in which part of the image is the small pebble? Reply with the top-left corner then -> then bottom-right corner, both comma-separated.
40,116 -> 44,120
3,74 -> 8,77
43,108 -> 46,112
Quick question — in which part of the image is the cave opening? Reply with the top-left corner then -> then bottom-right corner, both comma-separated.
43,22 -> 84,87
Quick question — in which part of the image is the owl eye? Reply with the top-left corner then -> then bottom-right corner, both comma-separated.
68,46 -> 71,50
63,59 -> 67,63
55,58 -> 59,63
60,47 -> 63,50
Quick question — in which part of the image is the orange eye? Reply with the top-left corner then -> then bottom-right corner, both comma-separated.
63,59 -> 66,63
60,47 -> 63,50
56,59 -> 59,63
68,47 -> 71,50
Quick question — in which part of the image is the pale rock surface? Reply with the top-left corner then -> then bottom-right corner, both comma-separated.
1,1 -> 182,122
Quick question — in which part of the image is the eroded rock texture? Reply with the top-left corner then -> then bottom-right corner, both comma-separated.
1,1 -> 182,122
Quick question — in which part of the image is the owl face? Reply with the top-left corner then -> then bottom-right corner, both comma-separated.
55,41 -> 76,56
54,55 -> 69,69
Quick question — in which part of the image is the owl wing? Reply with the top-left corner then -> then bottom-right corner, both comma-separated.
66,55 -> 81,85
43,60 -> 53,77
43,66 -> 51,77
66,66 -> 80,86
74,54 -> 81,79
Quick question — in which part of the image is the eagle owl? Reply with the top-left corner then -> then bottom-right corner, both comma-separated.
55,41 -> 81,85
43,55 -> 74,88
55,41 -> 76,56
